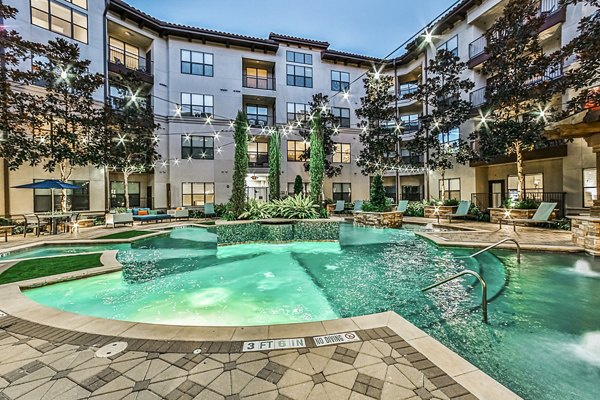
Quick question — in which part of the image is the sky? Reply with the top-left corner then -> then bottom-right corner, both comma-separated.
125,0 -> 458,58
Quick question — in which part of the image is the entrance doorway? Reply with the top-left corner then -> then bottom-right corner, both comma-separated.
245,173 -> 269,201
489,180 -> 505,208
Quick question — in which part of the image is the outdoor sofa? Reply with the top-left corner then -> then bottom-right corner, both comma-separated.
131,208 -> 172,224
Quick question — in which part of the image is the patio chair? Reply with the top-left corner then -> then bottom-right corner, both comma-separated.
204,203 -> 216,218
447,201 -> 471,223
23,214 -> 48,237
500,202 -> 557,231
333,200 -> 346,215
353,200 -> 363,212
397,200 -> 409,213
64,212 -> 81,233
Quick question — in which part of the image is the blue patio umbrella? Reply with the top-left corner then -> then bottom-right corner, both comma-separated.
14,180 -> 81,212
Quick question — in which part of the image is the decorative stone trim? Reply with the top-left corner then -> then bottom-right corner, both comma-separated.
354,211 -> 403,228
424,205 -> 458,218
216,219 -> 340,245
489,208 -> 557,223
569,216 -> 600,255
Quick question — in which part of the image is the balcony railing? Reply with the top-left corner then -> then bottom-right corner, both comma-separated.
470,87 -> 488,108
243,74 -> 275,90
469,35 -> 487,60
402,121 -> 420,133
525,63 -> 563,86
108,46 -> 151,74
471,191 -> 566,217
540,0 -> 560,15
248,154 -> 269,168
247,115 -> 274,128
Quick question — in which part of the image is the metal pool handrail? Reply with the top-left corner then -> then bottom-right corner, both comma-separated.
422,270 -> 488,323
470,238 -> 521,263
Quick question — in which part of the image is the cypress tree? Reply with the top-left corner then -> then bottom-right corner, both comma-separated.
230,111 -> 248,217
309,112 -> 325,203
370,175 -> 387,211
268,128 -> 281,200
293,175 -> 303,195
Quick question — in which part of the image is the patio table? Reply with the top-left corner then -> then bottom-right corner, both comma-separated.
0,226 -> 13,242
37,213 -> 71,235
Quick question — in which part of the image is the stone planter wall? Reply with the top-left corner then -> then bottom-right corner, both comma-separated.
354,211 -> 403,228
489,208 -> 557,223
424,206 -> 457,218
570,216 -> 600,254
216,219 -> 339,245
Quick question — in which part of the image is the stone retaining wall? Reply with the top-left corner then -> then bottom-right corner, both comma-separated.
354,211 -> 403,228
570,216 -> 600,254
216,220 -> 340,245
424,206 -> 457,218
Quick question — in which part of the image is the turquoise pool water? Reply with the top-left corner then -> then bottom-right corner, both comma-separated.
22,225 -> 600,399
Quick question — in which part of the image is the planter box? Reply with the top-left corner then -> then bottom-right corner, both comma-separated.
326,204 -> 336,214
489,208 -> 557,224
424,205 -> 458,219
570,216 -> 600,255
354,211 -> 403,228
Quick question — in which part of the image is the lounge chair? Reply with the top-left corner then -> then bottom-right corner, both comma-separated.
447,201 -> 471,223
204,203 -> 216,218
23,214 -> 49,237
500,202 -> 557,231
397,200 -> 409,213
353,200 -> 363,212
333,200 -> 345,214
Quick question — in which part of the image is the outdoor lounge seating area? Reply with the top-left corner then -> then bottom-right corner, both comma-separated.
500,202 -> 558,231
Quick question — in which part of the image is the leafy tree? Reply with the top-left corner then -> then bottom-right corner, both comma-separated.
407,49 -> 475,199
0,4 -> 44,199
560,0 -> 600,111
356,71 -> 399,175
2,38 -> 103,211
268,128 -> 281,200
309,112 -> 325,203
473,0 -> 559,200
293,175 -> 303,195
230,111 -> 248,217
98,72 -> 160,209
298,93 -> 342,178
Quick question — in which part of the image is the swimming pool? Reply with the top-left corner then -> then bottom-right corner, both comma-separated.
21,225 -> 600,399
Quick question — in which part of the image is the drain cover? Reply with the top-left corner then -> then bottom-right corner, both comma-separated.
95,342 -> 128,358
193,348 -> 202,354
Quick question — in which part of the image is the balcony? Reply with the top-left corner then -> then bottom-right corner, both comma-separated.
470,87 -> 488,108
247,114 -> 275,128
470,140 -> 567,167
108,46 -> 153,84
468,35 -> 489,69
242,59 -> 276,92
248,139 -> 269,168
525,63 -> 563,86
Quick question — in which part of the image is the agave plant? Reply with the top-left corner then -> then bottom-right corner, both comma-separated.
239,199 -> 272,220
279,194 -> 319,219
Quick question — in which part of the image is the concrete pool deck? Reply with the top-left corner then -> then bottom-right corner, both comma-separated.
0,279 -> 520,399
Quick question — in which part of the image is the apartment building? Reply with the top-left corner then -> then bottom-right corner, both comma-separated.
0,0 -> 598,217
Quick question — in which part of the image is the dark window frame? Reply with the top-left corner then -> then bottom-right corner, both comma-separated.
110,181 -> 140,208
332,183 -> 352,202
437,35 -> 459,57
331,70 -> 350,92
31,0 -> 88,44
180,92 -> 214,117
439,178 -> 461,201
287,102 -> 309,122
34,179 -> 89,212
286,64 -> 313,88
287,140 -> 308,162
248,140 -> 269,167
181,49 -> 214,77
182,182 -> 215,207
181,135 -> 215,160
332,143 -> 351,164
245,104 -> 270,127
331,107 -> 351,128
286,50 -> 313,65
583,168 -> 597,208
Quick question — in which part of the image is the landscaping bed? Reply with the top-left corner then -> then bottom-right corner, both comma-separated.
0,253 -> 103,285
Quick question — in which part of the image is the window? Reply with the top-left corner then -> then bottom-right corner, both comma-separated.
287,182 -> 310,195
286,65 -> 313,88
333,143 -> 351,164
439,178 -> 460,201
181,93 -> 213,117
34,180 -> 89,212
331,107 -> 351,128
182,135 -> 214,160
438,128 -> 460,145
181,50 -> 213,76
583,168 -> 597,207
248,141 -> 269,167
287,103 -> 309,122
286,51 -> 312,65
110,181 -> 140,208
287,140 -> 308,162
507,173 -> 543,198
399,81 -> 418,98
402,186 -> 422,201
244,67 -> 272,89
400,148 -> 423,165
331,70 -> 350,92
246,104 -> 270,127
182,182 -> 214,206
65,0 -> 87,9
31,0 -> 88,43
109,37 -> 141,71
400,114 -> 419,132
333,183 -> 351,202
437,35 -> 458,57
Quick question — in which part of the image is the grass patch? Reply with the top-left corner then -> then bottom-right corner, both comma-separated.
0,253 -> 103,285
95,230 -> 151,240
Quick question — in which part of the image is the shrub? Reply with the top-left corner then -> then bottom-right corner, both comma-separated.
362,198 -> 392,213
504,198 -> 540,209
443,199 -> 460,206
276,194 -> 319,219
239,200 -> 272,220
404,201 -> 426,217
294,175 -> 303,195
369,175 -> 389,211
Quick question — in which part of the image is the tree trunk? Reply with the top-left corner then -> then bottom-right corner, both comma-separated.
59,162 -> 72,213
123,170 -> 130,210
439,169 -> 446,201
515,141 -> 525,201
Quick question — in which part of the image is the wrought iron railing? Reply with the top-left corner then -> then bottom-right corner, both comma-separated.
243,74 -> 276,90
470,87 -> 487,108
471,191 -> 566,217
108,46 -> 151,74
525,63 -> 563,86
469,35 -> 487,60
